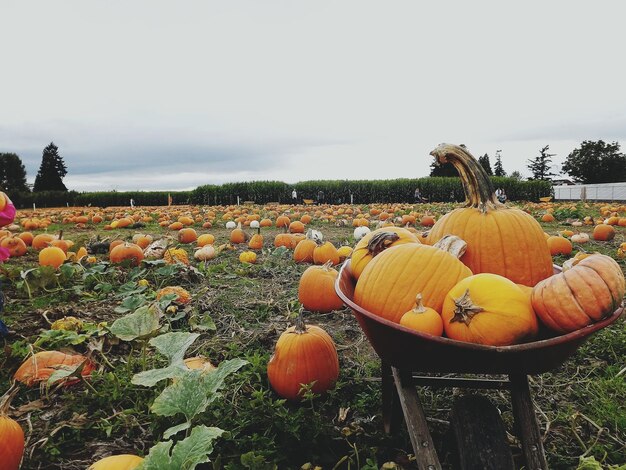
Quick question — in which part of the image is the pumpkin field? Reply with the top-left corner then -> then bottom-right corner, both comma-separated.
1,175 -> 626,467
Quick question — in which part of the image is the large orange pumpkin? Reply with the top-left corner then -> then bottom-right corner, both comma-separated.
0,387 -> 24,470
531,254 -> 625,333
441,273 -> 538,346
354,241 -> 472,323
298,261 -> 344,313
14,351 -> 95,386
39,246 -> 67,269
350,226 -> 420,279
426,144 -> 553,287
267,316 -> 339,401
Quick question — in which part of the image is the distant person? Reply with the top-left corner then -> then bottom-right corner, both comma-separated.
0,191 -> 17,338
317,190 -> 325,205
291,188 -> 297,203
130,198 -> 135,208
496,188 -> 507,203
414,187 -> 426,203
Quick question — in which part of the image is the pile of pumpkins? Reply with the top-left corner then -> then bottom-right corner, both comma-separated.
349,144 -> 625,346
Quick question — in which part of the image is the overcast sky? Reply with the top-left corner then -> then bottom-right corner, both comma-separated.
2,1 -> 626,191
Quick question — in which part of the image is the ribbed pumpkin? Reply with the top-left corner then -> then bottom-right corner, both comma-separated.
293,238 -> 317,263
163,247 -> 189,265
426,144 -> 553,287
267,315 -> 339,401
350,227 -> 420,279
312,241 -> 340,265
0,236 -> 27,257
0,387 -> 24,470
442,274 -> 538,346
156,286 -> 191,305
109,242 -> 144,266
298,261 -> 344,313
354,240 -> 472,323
531,254 -> 625,333
399,294 -> 443,336
248,230 -> 263,250
88,454 -> 144,470
14,351 -> 95,386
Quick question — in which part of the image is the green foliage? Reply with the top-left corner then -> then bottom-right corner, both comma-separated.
33,142 -> 68,192
74,190 -> 193,207
109,305 -> 162,341
0,152 -> 29,194
527,145 -> 556,180
494,150 -> 506,176
562,140 -> 626,184
478,153 -> 493,175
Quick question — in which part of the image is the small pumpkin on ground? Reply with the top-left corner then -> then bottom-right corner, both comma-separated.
531,254 -> 625,333
267,314 -> 339,401
298,261 -> 344,313
547,236 -> 573,256
0,386 -> 25,470
399,294 -> 443,336
14,351 -> 95,386
156,286 -> 192,305
441,273 -> 538,346
163,247 -> 189,265
239,251 -> 257,264
88,454 -> 144,470
39,246 -> 67,269
109,242 -> 144,266
593,224 -> 615,241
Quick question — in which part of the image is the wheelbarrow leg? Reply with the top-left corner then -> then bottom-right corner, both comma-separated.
509,374 -> 548,470
392,367 -> 442,470
382,362 -> 401,435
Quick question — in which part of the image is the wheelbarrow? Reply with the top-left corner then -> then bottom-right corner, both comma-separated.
335,260 -> 623,470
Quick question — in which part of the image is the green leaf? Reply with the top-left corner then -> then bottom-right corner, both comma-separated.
114,294 -> 148,314
131,332 -> 200,387
139,425 -> 224,470
109,306 -> 161,341
162,422 -> 191,440
189,312 -> 216,332
151,359 -> 247,422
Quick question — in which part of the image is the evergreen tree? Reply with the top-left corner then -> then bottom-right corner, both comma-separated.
493,150 -> 506,176
0,153 -> 29,194
33,142 -> 68,191
478,154 -> 493,175
562,140 -> 626,183
429,160 -> 458,177
527,145 -> 556,180
509,170 -> 523,181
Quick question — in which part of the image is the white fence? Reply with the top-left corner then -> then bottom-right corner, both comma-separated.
554,182 -> 626,201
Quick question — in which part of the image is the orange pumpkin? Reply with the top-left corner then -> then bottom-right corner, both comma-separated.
547,236 -> 573,256
274,233 -> 296,249
197,233 -> 215,247
248,231 -> 263,250
177,228 -> 198,244
298,261 -> 344,313
293,238 -> 317,263
109,242 -> 144,266
441,274 -> 538,346
0,237 -> 27,257
267,316 -> 339,401
289,221 -> 305,234
531,254 -> 625,333
31,233 -> 55,250
14,351 -> 95,386
275,215 -> 290,228
0,387 -> 24,470
355,242 -> 472,323
156,286 -> 192,305
592,224 -> 615,241
312,241 -> 340,265
39,246 -> 67,269
426,144 -> 553,287
350,227 -> 420,279
399,294 -> 443,336
88,455 -> 144,470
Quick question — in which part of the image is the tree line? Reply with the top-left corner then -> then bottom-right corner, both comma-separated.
430,140 -> 626,184
1,142 -> 68,194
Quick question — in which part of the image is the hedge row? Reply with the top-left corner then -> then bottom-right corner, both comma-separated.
9,178 -> 552,209
192,177 -> 552,205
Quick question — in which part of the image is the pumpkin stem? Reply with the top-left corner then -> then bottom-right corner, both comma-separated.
322,260 -> 334,271
0,383 -> 19,415
367,231 -> 400,256
429,143 -> 499,213
58,230 -> 64,240
433,235 -> 467,259
450,289 -> 484,325
294,310 -> 307,334
413,293 -> 427,314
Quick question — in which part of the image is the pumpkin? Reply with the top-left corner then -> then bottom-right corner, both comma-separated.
248,231 -> 264,250
267,315 -> 339,401
0,236 -> 27,257
571,233 -> 589,244
239,251 -> 257,264
298,261 -> 344,313
163,247 -> 189,265
426,144 -> 553,287
178,228 -> 198,244
274,233 -> 296,249
441,274 -> 538,346
39,246 -> 67,269
293,238 -> 317,263
313,241 -> 340,265
14,351 -> 95,386
88,454 -> 144,470
109,242 -> 144,266
184,356 -> 216,373
337,245 -> 353,261
399,294 -> 443,336
230,223 -> 248,244
32,233 -> 55,250
51,316 -> 84,331
531,254 -> 625,333
353,226 -> 371,241
289,221 -> 305,233
0,191 -> 6,212
275,215 -> 290,228
354,241 -> 472,323
0,387 -> 25,470
197,233 -> 215,247
547,236 -> 573,256
617,242 -> 626,259
541,213 -> 555,222
16,232 -> 34,246
194,244 -> 216,261
420,215 -> 436,227
350,227 -> 420,279
156,286 -> 191,305
593,224 -> 615,241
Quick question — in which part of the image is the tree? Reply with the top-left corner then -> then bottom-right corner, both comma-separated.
527,145 -> 556,180
0,153 -> 29,194
33,142 -> 68,191
509,171 -> 523,181
561,140 -> 626,184
493,150 -> 506,176
429,160 -> 458,177
478,154 -> 493,175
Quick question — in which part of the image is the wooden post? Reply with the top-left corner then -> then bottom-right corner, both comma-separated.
509,374 -> 548,470
381,362 -> 401,435
392,367 -> 442,470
